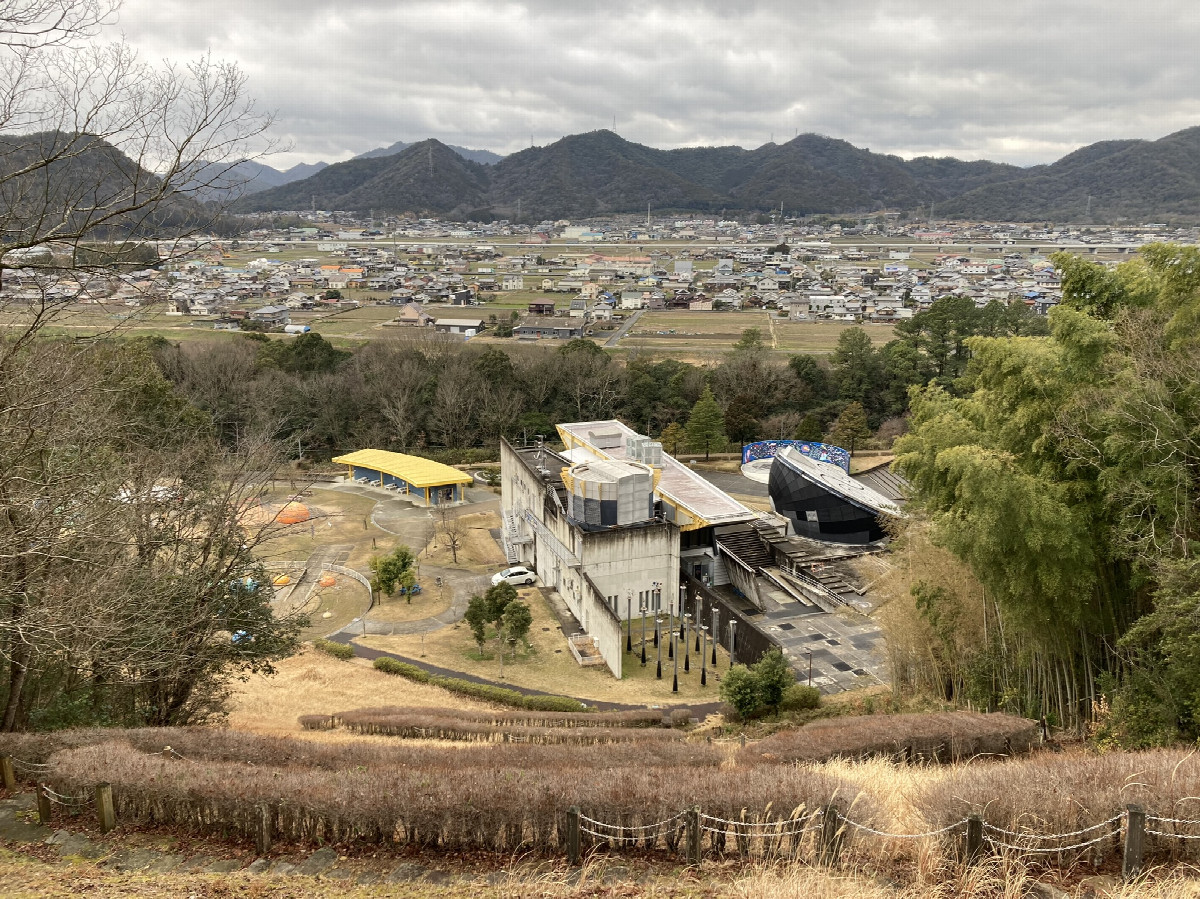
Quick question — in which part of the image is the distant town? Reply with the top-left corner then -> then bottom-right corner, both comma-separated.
13,214 -> 1194,346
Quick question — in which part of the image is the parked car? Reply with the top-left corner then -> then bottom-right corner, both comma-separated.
491,566 -> 536,587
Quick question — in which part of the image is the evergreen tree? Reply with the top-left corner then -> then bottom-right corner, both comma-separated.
830,402 -> 872,454
658,422 -> 686,456
685,385 -> 725,459
794,412 -> 824,442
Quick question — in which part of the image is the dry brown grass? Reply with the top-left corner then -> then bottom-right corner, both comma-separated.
422,509 -> 506,570
740,712 -> 1038,767
226,646 -> 490,738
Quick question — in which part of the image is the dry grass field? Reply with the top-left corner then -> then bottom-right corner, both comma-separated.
226,645 -> 491,738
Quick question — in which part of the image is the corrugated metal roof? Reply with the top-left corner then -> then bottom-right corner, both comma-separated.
332,449 -> 473,488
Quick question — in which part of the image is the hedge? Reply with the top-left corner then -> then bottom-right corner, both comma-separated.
372,656 -> 587,712
312,639 -> 354,661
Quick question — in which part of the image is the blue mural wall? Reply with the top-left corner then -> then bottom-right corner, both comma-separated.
741,440 -> 851,473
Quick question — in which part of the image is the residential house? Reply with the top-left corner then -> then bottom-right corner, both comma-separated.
514,316 -> 585,339
527,301 -> 556,316
394,302 -> 434,326
249,305 -> 290,326
434,317 -> 484,335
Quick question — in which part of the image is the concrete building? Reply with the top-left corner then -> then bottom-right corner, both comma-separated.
500,420 -> 759,677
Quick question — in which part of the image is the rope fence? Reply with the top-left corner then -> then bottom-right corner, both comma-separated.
0,752 -> 1193,880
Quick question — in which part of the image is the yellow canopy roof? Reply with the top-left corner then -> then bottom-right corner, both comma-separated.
333,449 -> 473,488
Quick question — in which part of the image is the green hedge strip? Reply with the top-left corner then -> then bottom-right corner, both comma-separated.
313,639 -> 354,661
373,656 -> 587,712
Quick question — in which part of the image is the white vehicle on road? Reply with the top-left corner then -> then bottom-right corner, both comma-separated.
491,566 -> 536,587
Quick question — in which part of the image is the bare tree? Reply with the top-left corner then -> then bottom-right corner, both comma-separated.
0,0 -> 274,350
437,506 -> 465,566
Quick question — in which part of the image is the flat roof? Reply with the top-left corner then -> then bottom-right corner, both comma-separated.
556,420 -> 755,529
333,449 -> 473,488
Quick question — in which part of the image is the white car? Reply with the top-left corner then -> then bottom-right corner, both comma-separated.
491,566 -> 536,587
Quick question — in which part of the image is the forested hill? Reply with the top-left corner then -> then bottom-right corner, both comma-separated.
230,127 -> 1200,222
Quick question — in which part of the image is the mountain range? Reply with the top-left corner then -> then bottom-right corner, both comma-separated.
228,127 -> 1200,223
213,141 -> 504,198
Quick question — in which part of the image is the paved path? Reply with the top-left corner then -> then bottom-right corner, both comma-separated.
604,309 -> 643,346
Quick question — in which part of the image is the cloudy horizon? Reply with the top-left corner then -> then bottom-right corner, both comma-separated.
112,0 -> 1199,171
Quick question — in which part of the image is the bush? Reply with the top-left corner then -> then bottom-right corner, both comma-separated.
669,708 -> 693,728
720,665 -> 761,720
740,712 -> 1037,766
373,657 -> 430,682
312,639 -> 353,661
780,684 -> 822,713
298,714 -> 336,730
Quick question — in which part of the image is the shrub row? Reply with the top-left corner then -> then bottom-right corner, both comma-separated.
46,741 -> 865,854
331,708 -> 684,745
312,639 -> 354,661
330,701 -> 662,730
741,712 -> 1038,766
0,727 -> 724,773
372,656 -> 586,712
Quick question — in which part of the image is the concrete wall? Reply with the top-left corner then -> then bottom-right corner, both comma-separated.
581,524 -> 679,617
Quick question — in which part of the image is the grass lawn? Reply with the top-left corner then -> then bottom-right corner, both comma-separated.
360,588 -> 728,708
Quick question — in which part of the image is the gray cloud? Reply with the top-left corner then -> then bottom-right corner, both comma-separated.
111,0 -> 1200,169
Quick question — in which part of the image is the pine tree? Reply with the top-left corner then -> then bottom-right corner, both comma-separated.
685,385 -> 725,459
830,401 -> 872,455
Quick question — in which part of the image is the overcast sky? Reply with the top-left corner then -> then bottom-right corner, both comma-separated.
113,0 -> 1200,170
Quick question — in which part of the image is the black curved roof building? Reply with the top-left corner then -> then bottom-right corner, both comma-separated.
768,446 -> 903,544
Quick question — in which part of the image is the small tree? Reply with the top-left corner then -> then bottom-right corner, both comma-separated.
502,600 -> 533,655
732,327 -> 766,352
658,422 -> 686,456
752,649 -> 795,715
719,665 -> 760,720
794,412 -> 824,443
485,582 -> 518,623
686,385 -> 726,459
438,506 -> 465,565
368,545 -> 416,601
829,401 -> 872,455
464,594 -> 491,656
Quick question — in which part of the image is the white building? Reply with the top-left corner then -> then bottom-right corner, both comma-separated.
500,421 -> 758,677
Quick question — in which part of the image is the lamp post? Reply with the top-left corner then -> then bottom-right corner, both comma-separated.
683,613 -> 691,672
729,619 -> 737,668
639,595 -> 647,666
651,581 -> 662,647
700,625 -> 708,686
656,615 -> 663,679
694,594 -> 702,652
711,607 -> 719,666
672,625 -> 678,693
667,604 -> 673,660
626,592 -> 632,653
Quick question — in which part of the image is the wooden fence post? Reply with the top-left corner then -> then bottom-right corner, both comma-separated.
686,805 -> 701,865
94,783 -> 115,834
965,814 -> 983,864
819,803 -> 843,867
35,783 -> 51,826
0,756 -> 14,791
93,787 -> 114,835
255,803 -> 272,855
566,806 -> 580,866
1123,804 -> 1145,881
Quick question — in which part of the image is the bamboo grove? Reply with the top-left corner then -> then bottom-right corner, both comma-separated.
887,244 -> 1200,745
